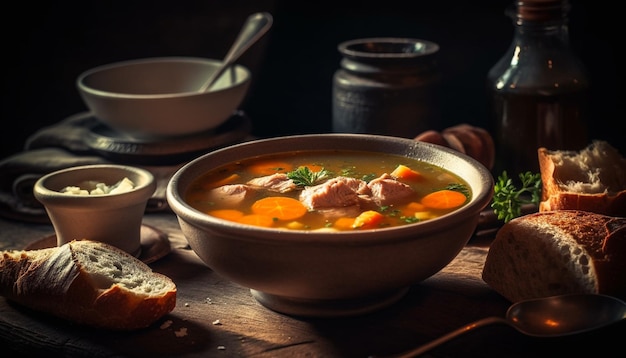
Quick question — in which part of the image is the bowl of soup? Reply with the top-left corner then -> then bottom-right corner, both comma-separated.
166,134 -> 494,317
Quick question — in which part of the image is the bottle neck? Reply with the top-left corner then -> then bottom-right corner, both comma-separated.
487,0 -> 588,93
513,0 -> 570,22
507,2 -> 571,45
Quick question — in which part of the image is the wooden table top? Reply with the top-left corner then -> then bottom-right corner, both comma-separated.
1,212 -> 623,358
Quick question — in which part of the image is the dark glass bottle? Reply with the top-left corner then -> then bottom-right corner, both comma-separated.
487,0 -> 589,176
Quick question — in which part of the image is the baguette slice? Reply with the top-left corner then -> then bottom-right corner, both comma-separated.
538,140 -> 626,216
0,240 -> 177,330
482,210 -> 626,302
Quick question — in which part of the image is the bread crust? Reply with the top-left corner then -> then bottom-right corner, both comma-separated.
538,141 -> 626,216
0,240 -> 177,330
482,210 -> 626,302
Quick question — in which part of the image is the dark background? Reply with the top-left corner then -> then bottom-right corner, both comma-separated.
1,0 -> 622,159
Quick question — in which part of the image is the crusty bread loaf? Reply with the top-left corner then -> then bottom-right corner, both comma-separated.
482,210 -> 626,302
538,140 -> 626,216
0,240 -> 177,330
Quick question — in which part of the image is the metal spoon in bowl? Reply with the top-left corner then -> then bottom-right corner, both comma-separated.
388,293 -> 626,358
198,12 -> 273,92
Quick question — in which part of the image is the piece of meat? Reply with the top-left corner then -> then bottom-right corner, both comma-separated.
246,173 -> 297,193
367,173 -> 415,206
315,205 -> 363,220
207,184 -> 256,207
357,194 -> 380,211
299,177 -> 371,210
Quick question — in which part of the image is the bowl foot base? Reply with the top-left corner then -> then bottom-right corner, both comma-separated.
250,287 -> 409,317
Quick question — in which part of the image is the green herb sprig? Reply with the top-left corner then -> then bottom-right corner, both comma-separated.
445,183 -> 470,199
287,166 -> 331,187
491,171 -> 541,223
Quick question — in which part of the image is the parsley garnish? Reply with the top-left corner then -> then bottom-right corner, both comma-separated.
491,171 -> 541,223
445,183 -> 470,199
287,166 -> 331,187
361,173 -> 377,182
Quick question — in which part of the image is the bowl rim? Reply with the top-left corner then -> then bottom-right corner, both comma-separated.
76,56 -> 251,99
166,133 -> 495,244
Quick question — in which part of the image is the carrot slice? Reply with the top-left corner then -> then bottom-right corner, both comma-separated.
207,209 -> 245,222
333,217 -> 356,230
248,160 -> 294,175
390,164 -> 423,181
251,196 -> 307,221
238,214 -> 275,227
420,190 -> 467,209
352,210 -> 385,229
397,201 -> 427,218
404,201 -> 427,212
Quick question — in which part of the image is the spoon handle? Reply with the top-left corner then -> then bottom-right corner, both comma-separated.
198,12 -> 273,92
391,316 -> 509,358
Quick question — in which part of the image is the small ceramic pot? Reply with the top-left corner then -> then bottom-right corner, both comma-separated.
332,37 -> 441,138
33,164 -> 156,256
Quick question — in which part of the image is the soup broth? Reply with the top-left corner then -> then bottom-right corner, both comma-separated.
185,150 -> 471,231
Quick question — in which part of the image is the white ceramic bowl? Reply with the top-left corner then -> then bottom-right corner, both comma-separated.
166,134 -> 494,317
77,56 -> 251,139
33,164 -> 156,256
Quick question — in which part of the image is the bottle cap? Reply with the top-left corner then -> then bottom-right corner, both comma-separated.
515,0 -> 569,21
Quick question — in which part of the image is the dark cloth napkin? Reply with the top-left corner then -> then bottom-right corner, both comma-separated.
0,114 -> 188,223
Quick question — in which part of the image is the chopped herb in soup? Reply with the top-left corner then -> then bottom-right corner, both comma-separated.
185,150 -> 471,231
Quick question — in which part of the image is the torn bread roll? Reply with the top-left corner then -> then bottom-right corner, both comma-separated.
538,140 -> 626,216
0,240 -> 177,330
482,210 -> 626,302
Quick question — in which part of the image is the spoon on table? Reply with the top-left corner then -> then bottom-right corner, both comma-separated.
198,12 -> 273,92
387,293 -> 626,358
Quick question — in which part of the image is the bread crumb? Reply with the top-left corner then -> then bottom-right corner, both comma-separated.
160,320 -> 173,329
184,302 -> 190,307
217,346 -> 226,350
61,177 -> 135,195
175,327 -> 188,337
212,319 -> 222,325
